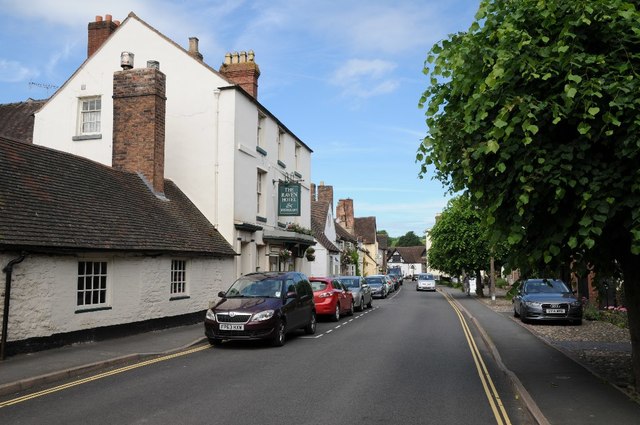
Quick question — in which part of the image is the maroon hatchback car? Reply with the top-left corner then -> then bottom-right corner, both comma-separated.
204,272 -> 316,347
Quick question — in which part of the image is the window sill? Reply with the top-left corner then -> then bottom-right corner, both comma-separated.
256,215 -> 267,223
170,295 -> 190,301
75,306 -> 112,314
72,134 -> 102,141
256,146 -> 268,156
277,160 -> 286,169
294,171 -> 302,178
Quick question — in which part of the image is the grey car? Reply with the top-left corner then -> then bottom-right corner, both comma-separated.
338,276 -> 373,311
512,278 -> 582,325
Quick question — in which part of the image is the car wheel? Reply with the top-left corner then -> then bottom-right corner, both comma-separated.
347,300 -> 354,316
208,337 -> 223,346
304,311 -> 317,334
513,305 -> 520,317
366,298 -> 372,309
271,320 -> 286,347
357,297 -> 364,312
332,304 -> 340,321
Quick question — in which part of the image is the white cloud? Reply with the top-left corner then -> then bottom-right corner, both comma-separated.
0,59 -> 38,82
331,58 -> 398,99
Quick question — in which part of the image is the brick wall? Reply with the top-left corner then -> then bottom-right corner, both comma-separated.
112,66 -> 166,194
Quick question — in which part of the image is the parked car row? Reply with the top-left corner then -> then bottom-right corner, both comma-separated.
204,272 -> 379,347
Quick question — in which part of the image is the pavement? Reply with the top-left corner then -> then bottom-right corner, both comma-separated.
1,287 -> 639,424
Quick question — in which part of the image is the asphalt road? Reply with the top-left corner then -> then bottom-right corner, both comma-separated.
0,284 -> 534,424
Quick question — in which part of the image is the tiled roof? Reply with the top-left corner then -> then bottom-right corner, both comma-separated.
0,99 -> 46,143
377,233 -> 388,250
391,246 -> 426,264
354,216 -> 377,244
335,221 -> 356,243
0,138 -> 236,256
311,201 -> 340,253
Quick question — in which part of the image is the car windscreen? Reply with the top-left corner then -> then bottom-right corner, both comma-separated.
418,274 -> 434,280
225,277 -> 283,298
340,278 -> 360,288
525,280 -> 570,293
365,277 -> 383,284
310,281 -> 328,291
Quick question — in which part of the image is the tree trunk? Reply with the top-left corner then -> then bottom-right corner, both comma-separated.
620,253 -> 640,391
475,269 -> 484,297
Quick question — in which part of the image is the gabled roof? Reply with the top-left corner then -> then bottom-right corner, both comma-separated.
0,138 -> 236,255
354,216 -> 377,244
335,221 -> 357,243
389,246 -> 426,264
0,99 -> 46,143
311,201 -> 340,253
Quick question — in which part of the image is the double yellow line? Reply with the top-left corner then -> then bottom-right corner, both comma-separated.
441,290 -> 512,425
0,344 -> 210,408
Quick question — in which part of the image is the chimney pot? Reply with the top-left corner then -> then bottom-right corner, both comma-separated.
219,50 -> 261,98
95,15 -> 103,22
105,14 -> 112,22
120,51 -> 134,69
147,60 -> 160,70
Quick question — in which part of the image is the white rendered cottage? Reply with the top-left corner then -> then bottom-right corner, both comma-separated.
0,63 -> 236,355
32,13 -> 314,278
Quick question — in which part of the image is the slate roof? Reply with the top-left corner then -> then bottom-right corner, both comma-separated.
0,99 -> 46,143
0,138 -> 236,256
311,201 -> 340,253
354,216 -> 377,244
389,246 -> 426,264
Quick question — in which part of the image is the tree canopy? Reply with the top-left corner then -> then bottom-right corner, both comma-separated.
418,0 -> 640,387
396,231 -> 423,247
427,196 -> 490,278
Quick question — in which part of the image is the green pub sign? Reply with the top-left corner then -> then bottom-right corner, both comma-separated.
278,182 -> 301,216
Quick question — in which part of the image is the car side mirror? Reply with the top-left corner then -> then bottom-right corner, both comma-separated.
286,291 -> 297,299
362,283 -> 368,288
218,291 -> 226,298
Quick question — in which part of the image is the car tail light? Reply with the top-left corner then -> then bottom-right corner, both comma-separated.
318,292 -> 332,298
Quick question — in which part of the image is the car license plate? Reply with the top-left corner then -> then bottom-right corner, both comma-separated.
219,323 -> 244,331
545,308 -> 565,314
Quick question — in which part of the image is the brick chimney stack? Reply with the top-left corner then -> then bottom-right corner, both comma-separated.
336,199 -> 355,234
188,37 -> 203,61
88,14 -> 120,57
317,182 -> 334,215
219,50 -> 260,98
112,59 -> 167,194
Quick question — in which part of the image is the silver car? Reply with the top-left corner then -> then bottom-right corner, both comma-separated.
416,273 -> 436,291
338,276 -> 373,311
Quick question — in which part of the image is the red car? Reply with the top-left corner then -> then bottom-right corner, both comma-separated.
310,277 -> 354,321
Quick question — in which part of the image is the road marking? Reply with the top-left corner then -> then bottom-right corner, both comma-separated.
0,345 -> 211,408
300,306 -> 379,338
441,290 -> 512,425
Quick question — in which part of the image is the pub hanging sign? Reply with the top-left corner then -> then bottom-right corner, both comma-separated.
278,182 -> 301,216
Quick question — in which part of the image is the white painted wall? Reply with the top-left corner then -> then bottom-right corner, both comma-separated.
0,253 -> 233,341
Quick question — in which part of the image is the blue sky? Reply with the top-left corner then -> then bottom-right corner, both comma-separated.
0,0 -> 480,237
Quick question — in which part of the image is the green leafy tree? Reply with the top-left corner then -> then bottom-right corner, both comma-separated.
418,0 -> 640,387
396,231 -> 423,247
427,196 -> 493,294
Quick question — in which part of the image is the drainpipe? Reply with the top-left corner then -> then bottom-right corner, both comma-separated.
2,252 -> 26,360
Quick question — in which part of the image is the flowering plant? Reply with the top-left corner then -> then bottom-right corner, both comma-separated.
279,249 -> 292,260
